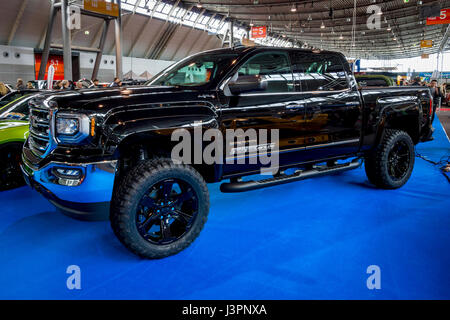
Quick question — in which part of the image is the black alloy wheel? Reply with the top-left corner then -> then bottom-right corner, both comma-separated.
136,178 -> 199,245
387,140 -> 411,181
364,129 -> 415,189
111,158 -> 210,259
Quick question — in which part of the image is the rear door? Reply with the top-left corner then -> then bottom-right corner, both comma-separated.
290,51 -> 362,162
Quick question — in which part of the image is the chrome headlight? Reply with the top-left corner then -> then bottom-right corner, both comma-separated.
56,117 -> 79,135
55,113 -> 91,144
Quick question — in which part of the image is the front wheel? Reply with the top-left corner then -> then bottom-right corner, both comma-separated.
111,158 -> 209,259
364,129 -> 415,189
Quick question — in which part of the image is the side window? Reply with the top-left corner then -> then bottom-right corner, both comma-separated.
291,52 -> 349,91
237,52 -> 294,93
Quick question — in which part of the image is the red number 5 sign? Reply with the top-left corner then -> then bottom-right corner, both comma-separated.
251,26 -> 267,38
426,9 -> 450,25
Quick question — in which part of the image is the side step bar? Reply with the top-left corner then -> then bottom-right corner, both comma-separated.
220,159 -> 362,193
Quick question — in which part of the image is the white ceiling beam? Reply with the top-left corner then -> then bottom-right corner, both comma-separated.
7,0 -> 29,45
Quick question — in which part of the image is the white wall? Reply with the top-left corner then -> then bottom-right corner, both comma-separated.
360,51 -> 450,73
0,45 -> 35,84
79,52 -> 173,82
0,45 -> 174,84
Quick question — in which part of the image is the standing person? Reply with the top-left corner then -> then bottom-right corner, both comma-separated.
75,81 -> 83,90
430,79 -> 443,113
53,80 -> 62,90
16,78 -> 25,90
92,79 -> 101,88
0,82 -> 8,96
411,77 -> 421,86
109,77 -> 121,87
61,80 -> 70,90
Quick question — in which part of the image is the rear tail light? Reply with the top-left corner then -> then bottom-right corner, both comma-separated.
429,98 -> 433,118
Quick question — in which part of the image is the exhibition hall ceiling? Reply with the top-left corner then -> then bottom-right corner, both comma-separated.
0,0 -> 448,60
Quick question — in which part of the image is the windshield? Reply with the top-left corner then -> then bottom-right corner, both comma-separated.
147,52 -> 238,87
0,94 -> 34,120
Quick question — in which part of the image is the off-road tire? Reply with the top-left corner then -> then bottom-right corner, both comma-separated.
110,158 -> 210,259
0,144 -> 25,191
364,129 -> 415,189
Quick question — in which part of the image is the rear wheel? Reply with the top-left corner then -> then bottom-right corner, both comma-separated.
364,129 -> 415,189
111,158 -> 209,259
0,145 -> 25,191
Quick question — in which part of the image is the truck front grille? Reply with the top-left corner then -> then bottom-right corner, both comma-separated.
29,105 -> 51,156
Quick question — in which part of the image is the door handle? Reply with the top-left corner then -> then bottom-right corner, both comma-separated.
286,103 -> 305,110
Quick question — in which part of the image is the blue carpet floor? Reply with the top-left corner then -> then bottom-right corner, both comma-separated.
0,119 -> 449,300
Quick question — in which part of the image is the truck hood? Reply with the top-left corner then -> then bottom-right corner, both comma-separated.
29,86 -> 209,113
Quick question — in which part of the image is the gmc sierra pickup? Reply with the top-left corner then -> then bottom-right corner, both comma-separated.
21,46 -> 435,258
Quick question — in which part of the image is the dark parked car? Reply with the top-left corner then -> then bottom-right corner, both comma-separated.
0,89 -> 39,107
355,74 -> 394,87
21,47 -> 435,258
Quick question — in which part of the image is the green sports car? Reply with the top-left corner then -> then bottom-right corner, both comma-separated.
0,93 -> 42,190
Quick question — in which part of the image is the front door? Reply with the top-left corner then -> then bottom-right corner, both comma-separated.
219,50 -> 308,176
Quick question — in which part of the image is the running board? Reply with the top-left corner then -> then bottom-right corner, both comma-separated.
220,159 -> 362,193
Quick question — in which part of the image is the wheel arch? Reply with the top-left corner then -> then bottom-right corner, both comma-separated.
113,129 -> 220,184
373,98 -> 421,147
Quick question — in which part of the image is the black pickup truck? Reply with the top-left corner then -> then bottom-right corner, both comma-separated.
21,46 -> 434,258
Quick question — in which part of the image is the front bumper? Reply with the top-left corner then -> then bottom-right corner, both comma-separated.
21,154 -> 117,221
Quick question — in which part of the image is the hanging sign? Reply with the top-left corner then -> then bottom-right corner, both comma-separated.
421,54 -> 430,59
251,26 -> 267,38
420,40 -> 433,48
426,9 -> 450,25
83,0 -> 119,17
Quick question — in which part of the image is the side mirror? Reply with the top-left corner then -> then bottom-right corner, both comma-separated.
227,75 -> 265,95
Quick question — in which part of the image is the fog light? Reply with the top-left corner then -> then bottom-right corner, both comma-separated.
51,167 -> 83,186
53,167 -> 82,179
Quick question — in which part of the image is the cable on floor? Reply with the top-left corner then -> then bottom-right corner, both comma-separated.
415,152 -> 450,183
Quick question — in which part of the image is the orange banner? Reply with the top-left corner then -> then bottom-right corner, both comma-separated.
426,8 -> 450,25
34,53 -> 64,81
251,26 -> 267,38
420,40 -> 433,48
83,0 -> 119,17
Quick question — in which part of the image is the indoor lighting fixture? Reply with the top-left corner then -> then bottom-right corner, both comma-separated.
84,30 -> 89,35
196,1 -> 202,8
249,20 -> 254,26
320,21 -> 325,29
393,37 -> 397,41
377,10 -> 383,15
291,4 -> 297,12
387,25 -> 391,31
339,34 -> 343,40
308,14 -> 312,21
